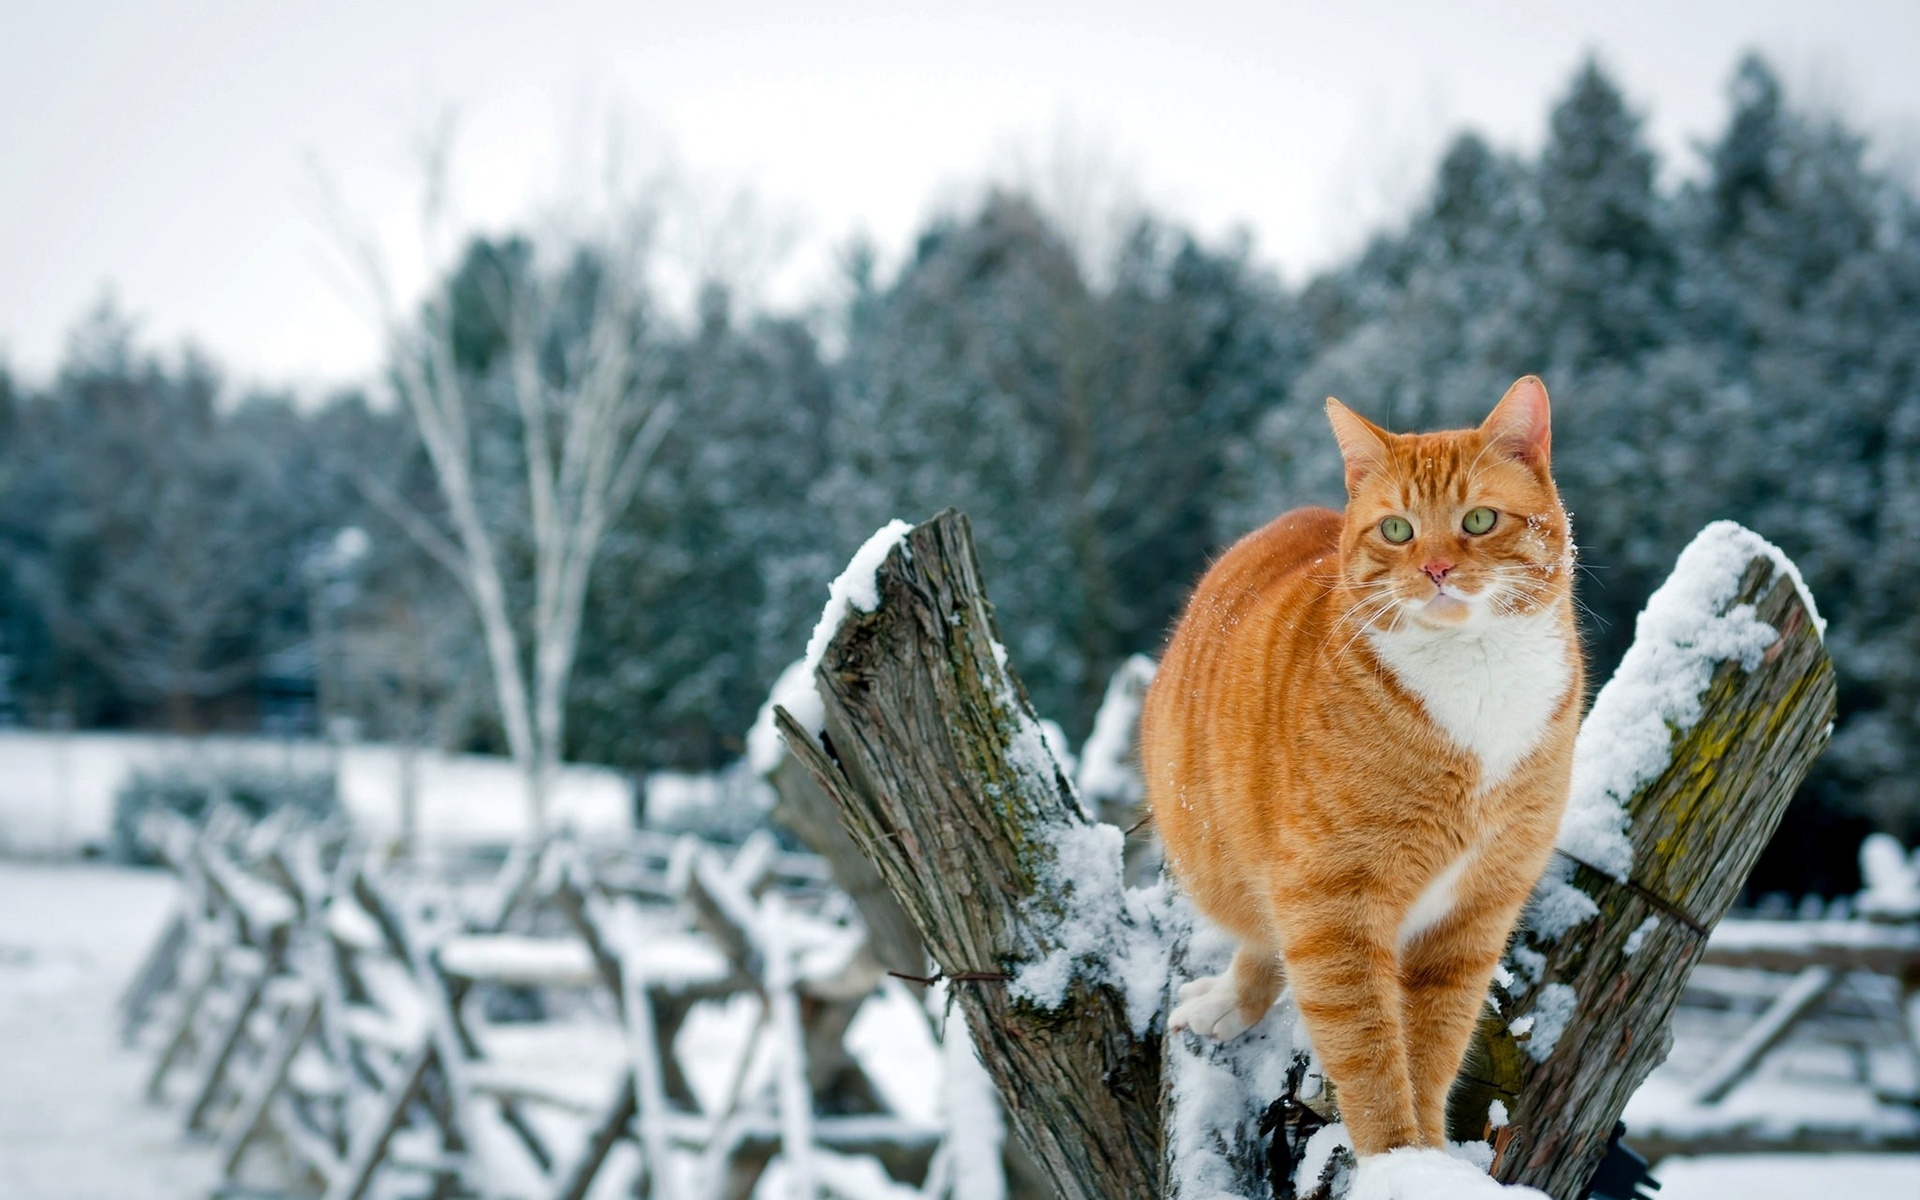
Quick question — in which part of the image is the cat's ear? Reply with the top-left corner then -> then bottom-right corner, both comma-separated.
1326,398 -> 1393,491
1481,375 -> 1552,469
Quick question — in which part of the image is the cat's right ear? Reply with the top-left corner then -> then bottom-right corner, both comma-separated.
1326,398 -> 1391,492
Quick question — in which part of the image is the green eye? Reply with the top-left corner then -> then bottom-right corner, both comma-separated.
1463,507 -> 1497,535
1380,516 -> 1413,544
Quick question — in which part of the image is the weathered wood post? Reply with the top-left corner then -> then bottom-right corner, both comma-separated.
1451,527 -> 1835,1197
780,511 -> 1834,1200
778,512 -> 1166,1200
761,747 -> 929,980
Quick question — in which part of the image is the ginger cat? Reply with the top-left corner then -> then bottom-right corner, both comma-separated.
1143,376 -> 1583,1157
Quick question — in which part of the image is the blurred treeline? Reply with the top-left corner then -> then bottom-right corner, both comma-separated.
1,56 -> 1914,892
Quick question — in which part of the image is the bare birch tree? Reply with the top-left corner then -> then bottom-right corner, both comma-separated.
326,145 -> 676,828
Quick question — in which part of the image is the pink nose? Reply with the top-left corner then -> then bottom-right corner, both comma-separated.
1422,560 -> 1453,584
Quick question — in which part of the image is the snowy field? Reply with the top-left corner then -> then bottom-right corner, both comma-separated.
0,731 -> 634,857
0,861 -> 218,1200
1,861 -> 1915,1199
1652,1153 -> 1919,1199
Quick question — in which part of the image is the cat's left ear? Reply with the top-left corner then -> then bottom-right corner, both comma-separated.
1326,398 -> 1393,491
1482,375 -> 1552,469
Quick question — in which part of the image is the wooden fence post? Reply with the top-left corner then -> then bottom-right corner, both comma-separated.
778,511 -> 1164,1200
1452,540 -> 1835,1198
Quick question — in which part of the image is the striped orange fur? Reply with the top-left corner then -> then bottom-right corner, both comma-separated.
1143,376 -> 1584,1156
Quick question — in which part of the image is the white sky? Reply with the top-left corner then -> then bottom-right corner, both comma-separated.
5,0 -> 1919,391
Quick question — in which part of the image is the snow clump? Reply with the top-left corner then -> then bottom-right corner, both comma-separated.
1524,860 -> 1599,942
746,658 -> 816,776
774,519 -> 915,749
1520,983 -> 1578,1063
1076,653 -> 1157,815
1857,833 -> 1920,920
1347,1147 -> 1548,1200
1009,818 -> 1174,1035
1622,915 -> 1660,957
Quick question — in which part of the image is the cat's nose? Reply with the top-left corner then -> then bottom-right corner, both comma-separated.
1422,559 -> 1454,584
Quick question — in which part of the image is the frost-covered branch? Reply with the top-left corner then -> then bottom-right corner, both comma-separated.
327,146 -> 674,829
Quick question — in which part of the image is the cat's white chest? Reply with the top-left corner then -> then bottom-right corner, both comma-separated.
1367,611 -> 1572,791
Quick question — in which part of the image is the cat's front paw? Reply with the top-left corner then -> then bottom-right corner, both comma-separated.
1168,973 -> 1252,1040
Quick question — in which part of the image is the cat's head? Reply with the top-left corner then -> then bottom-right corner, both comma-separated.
1325,376 -> 1573,630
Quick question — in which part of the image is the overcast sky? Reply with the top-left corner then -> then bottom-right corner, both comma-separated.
6,0 -> 1919,391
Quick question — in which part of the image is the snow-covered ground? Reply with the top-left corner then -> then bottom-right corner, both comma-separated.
1653,1153 -> 1920,1198
0,861 -> 218,1200
0,731 -> 633,856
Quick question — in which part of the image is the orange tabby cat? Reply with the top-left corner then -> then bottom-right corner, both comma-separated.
1142,376 -> 1583,1157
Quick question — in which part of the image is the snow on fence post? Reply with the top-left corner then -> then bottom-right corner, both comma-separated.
1450,522 -> 1835,1199
775,510 -> 1167,1200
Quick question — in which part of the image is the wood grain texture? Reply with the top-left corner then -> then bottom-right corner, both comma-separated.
766,753 -> 929,980
1450,556 -> 1836,1199
777,510 -> 1162,1200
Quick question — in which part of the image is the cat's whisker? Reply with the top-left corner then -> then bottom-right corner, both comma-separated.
1325,581 -> 1398,630
1329,591 -> 1405,658
1324,591 -> 1394,645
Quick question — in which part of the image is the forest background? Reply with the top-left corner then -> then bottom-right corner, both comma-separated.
4,55 -> 1913,897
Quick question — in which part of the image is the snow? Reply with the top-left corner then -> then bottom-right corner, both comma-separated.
1625,987 -> 1920,1149
1347,1148 -> 1547,1200
1623,915 -> 1660,956
785,519 -> 916,745
758,1149 -> 923,1200
837,983 -> 941,1127
1508,946 -> 1545,985
1687,966 -> 1836,1104
0,730 -> 633,856
938,1000 -> 1008,1200
1165,1008 -> 1299,1200
1076,654 -> 1157,817
749,658 -> 816,776
0,862 -> 219,1199
1295,1123 -> 1355,1195
1857,833 -> 1920,920
761,893 -> 821,1200
436,934 -> 602,985
1164,904 -> 1305,1200
1523,862 -> 1599,942
1652,1155 -> 1920,1200
1486,1100 -> 1509,1129
1008,819 -> 1174,1035
644,764 -> 775,834
1561,521 -> 1805,881
1707,917 -> 1920,956
1037,718 -> 1078,783
465,1020 -> 630,1113
205,851 -> 299,930
1629,1061 -> 1920,1144
325,895 -> 386,950
1520,983 -> 1577,1063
